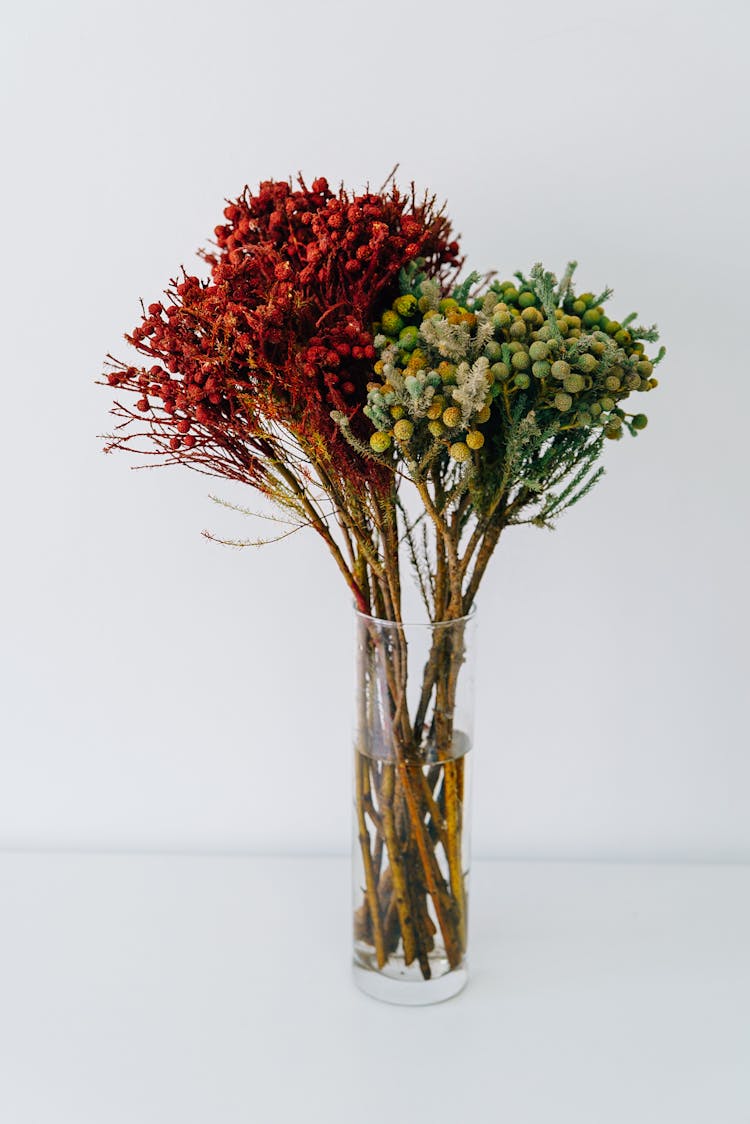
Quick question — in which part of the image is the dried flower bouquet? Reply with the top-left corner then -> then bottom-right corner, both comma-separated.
102,175 -> 663,988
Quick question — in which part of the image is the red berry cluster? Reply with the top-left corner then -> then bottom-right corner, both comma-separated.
104,175 -> 461,491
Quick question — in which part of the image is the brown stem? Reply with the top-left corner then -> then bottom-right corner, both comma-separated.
354,530 -> 470,978
417,769 -> 448,852
264,446 -> 369,611
395,757 -> 463,969
443,758 -> 467,954
463,516 -> 504,613
379,763 -> 419,965
406,838 -> 434,979
380,879 -> 401,957
355,753 -> 386,967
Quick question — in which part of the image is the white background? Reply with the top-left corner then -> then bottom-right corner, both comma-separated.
1,0 -> 748,860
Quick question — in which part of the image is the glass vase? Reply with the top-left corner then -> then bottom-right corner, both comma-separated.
352,609 -> 476,1005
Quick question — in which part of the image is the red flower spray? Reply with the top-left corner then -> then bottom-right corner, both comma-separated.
104,175 -> 461,501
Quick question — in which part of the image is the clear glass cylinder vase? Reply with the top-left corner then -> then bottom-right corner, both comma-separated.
352,609 -> 476,1005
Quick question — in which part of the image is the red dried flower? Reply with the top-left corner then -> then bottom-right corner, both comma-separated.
102,173 -> 462,521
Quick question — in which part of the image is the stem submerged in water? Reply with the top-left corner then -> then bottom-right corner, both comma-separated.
354,748 -> 469,979
353,614 -> 472,981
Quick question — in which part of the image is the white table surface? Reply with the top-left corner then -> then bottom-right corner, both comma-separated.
0,854 -> 748,1123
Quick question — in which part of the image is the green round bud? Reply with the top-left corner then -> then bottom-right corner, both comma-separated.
370,432 -> 392,453
529,340 -> 550,361
438,298 -> 459,314
582,308 -> 601,327
394,294 -> 417,319
502,287 -> 520,304
522,306 -> 543,326
600,396 -> 616,412
605,375 -> 621,392
605,320 -> 621,336
398,326 -> 420,351
565,315 -> 581,330
537,324 -> 554,341
576,410 -> 593,426
532,360 -> 551,379
507,340 -> 524,354
554,392 -> 573,412
590,402 -> 603,417
632,413 -> 648,430
484,340 -> 503,362
572,299 -> 586,315
604,424 -> 623,440
492,308 -> 512,329
551,360 -> 571,380
513,372 -> 531,389
511,351 -> 530,371
491,362 -> 511,382
626,373 -> 641,391
509,318 -> 527,340
563,374 -> 585,393
577,353 -> 597,374
380,310 -> 404,336
614,329 -> 631,346
393,419 -> 414,441
637,360 -> 654,377
518,291 -> 537,309
449,441 -> 471,463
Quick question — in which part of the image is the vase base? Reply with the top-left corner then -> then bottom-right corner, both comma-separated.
353,964 -> 467,1006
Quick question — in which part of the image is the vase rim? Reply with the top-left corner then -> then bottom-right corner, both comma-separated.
353,603 -> 477,629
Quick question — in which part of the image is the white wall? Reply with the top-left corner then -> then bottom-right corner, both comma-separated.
1,0 -> 748,859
